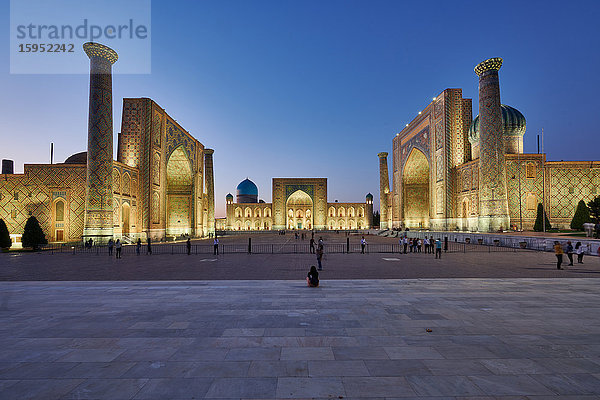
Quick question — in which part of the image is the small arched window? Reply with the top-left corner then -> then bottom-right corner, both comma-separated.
329,207 -> 335,217
235,207 -> 242,218
526,164 -> 536,179
526,193 -> 537,211
55,200 -> 65,222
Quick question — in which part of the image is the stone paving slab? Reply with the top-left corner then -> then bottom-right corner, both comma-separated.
1,279 -> 600,398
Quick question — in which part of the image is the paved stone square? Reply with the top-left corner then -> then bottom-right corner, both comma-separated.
1,239 -> 599,281
1,279 -> 600,399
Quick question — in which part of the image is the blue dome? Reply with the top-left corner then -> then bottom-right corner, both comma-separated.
236,178 -> 258,196
469,104 -> 526,144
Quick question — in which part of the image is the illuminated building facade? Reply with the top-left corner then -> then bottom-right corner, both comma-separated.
225,178 -> 373,230
0,43 -> 215,244
380,57 -> 600,232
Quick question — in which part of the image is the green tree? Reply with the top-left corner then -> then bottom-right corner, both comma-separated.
588,195 -> 600,223
0,219 -> 11,250
533,203 -> 551,232
373,211 -> 380,228
22,216 -> 47,250
570,200 -> 591,230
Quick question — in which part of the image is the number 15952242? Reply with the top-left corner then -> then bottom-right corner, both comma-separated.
18,43 -> 74,52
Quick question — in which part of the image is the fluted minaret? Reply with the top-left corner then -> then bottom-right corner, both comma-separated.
204,149 -> 215,236
474,57 -> 510,232
365,193 -> 374,228
82,42 -> 118,243
378,152 -> 390,229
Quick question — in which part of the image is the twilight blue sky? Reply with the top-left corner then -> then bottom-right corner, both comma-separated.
1,0 -> 599,217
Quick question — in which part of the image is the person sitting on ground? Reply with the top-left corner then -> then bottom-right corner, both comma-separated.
306,265 -> 319,287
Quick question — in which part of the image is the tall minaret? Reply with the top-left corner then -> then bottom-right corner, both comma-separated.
82,42 -> 118,243
474,57 -> 510,232
378,152 -> 390,229
204,149 -> 215,236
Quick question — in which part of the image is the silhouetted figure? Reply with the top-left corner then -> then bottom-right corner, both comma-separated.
307,265 -> 319,287
115,239 -> 122,259
316,240 -> 324,271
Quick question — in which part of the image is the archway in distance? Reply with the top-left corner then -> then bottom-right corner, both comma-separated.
286,190 -> 313,230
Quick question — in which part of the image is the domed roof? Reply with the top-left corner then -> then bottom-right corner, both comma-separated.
469,104 -> 526,144
366,193 -> 373,199
64,151 -> 87,164
236,178 -> 258,196
226,193 -> 233,199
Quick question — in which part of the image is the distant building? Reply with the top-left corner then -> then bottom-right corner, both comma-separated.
225,178 -> 373,230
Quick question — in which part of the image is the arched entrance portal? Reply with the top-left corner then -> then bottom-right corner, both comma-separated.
403,148 -> 430,228
122,203 -> 131,236
166,146 -> 194,236
286,190 -> 313,230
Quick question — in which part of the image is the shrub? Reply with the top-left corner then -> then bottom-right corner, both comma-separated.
22,216 -> 47,250
0,219 -> 11,250
533,203 -> 551,232
570,200 -> 591,230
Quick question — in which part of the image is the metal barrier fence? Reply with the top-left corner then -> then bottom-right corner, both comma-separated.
38,240 -> 529,255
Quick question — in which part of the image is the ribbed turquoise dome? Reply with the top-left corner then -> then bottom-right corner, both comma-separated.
469,104 -> 526,144
236,178 -> 258,196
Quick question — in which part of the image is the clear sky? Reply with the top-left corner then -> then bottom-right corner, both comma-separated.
1,0 -> 599,218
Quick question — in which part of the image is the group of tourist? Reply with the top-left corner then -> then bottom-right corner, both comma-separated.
553,240 -> 597,269
106,238 -> 123,259
399,236 -> 444,259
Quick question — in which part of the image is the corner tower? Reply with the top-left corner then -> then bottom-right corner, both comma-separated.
378,152 -> 390,229
474,57 -> 510,232
204,149 -> 215,236
82,42 -> 118,243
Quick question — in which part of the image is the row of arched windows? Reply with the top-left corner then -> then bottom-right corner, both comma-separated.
288,209 -> 312,219
113,169 -> 136,196
234,220 -> 272,230
328,206 -> 364,218
327,219 -> 364,230
234,207 -> 272,218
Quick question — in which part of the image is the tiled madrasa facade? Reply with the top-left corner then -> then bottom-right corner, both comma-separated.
224,178 -> 374,231
0,43 -> 215,244
380,57 -> 600,232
